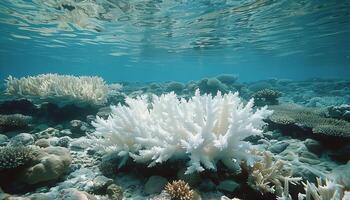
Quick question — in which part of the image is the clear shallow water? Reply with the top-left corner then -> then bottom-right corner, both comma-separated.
0,0 -> 350,82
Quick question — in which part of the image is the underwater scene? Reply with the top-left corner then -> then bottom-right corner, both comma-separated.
0,0 -> 350,200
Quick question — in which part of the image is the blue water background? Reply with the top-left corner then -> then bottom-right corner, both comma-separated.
0,0 -> 349,83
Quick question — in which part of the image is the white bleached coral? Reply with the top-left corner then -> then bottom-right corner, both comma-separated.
298,178 -> 345,200
92,90 -> 272,174
248,151 -> 302,198
5,74 -> 108,105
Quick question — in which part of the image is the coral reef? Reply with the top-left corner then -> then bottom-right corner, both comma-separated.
6,74 -> 109,105
0,146 -> 35,170
0,77 -> 349,200
92,90 -> 272,174
165,180 -> 194,200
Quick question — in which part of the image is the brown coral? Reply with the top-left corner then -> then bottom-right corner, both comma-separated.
0,114 -> 32,132
268,104 -> 350,138
0,146 -> 36,170
253,89 -> 282,106
165,180 -> 194,200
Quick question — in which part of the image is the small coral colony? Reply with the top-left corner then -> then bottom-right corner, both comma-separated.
0,74 -> 349,200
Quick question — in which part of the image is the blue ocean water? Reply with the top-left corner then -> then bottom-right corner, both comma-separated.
0,0 -> 350,82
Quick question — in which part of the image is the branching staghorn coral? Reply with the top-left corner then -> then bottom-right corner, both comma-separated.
248,151 -> 301,198
298,178 -> 345,200
165,180 -> 194,200
92,90 -> 272,174
5,74 -> 109,105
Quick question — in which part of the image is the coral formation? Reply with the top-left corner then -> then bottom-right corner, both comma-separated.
5,74 -> 109,105
298,178 -> 345,200
253,89 -> 282,106
0,114 -> 32,132
92,90 -> 272,174
248,151 -> 301,197
268,104 -> 350,138
19,146 -> 72,184
165,180 -> 194,200
0,146 -> 35,170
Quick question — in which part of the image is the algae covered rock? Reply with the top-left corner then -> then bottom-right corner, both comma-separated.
20,146 -> 72,184
0,134 -> 9,146
303,139 -> 322,155
88,175 -> 113,194
144,176 -> 168,195
35,138 -> 50,148
176,167 -> 201,187
268,141 -> 289,154
217,180 -> 239,193
107,184 -> 123,200
59,188 -> 97,200
9,133 -> 34,146
327,104 -> 350,121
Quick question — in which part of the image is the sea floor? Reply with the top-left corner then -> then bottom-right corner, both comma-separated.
0,77 -> 349,200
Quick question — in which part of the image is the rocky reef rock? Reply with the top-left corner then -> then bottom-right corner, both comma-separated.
144,176 -> 168,195
327,104 -> 350,121
59,188 -> 97,200
106,184 -> 123,200
9,133 -> 34,146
